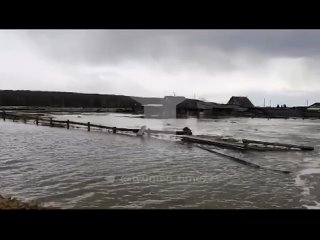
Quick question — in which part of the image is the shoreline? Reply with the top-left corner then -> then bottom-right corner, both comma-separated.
2,107 -> 320,120
0,194 -> 49,209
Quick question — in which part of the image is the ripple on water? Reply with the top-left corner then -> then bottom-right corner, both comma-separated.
1,116 -> 320,208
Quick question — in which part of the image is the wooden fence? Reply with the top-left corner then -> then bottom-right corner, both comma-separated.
1,111 -> 191,136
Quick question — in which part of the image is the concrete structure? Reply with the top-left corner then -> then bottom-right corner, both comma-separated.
143,104 -> 163,118
162,96 -> 186,118
142,96 -> 186,118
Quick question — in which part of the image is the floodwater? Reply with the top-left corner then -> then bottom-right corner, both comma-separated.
1,113 -> 320,209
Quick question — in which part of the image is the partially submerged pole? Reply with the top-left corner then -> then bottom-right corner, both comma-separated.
196,144 -> 291,174
36,117 -> 39,126
50,118 -> 53,127
87,122 -> 90,132
66,120 -> 69,129
112,127 -> 117,134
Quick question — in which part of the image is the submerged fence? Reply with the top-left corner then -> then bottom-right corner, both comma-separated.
1,111 -> 192,136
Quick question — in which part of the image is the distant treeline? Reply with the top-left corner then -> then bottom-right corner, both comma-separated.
0,90 -> 148,109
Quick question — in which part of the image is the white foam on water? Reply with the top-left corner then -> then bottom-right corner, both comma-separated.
41,201 -> 64,208
60,192 -> 96,208
303,201 -> 320,209
295,168 -> 320,198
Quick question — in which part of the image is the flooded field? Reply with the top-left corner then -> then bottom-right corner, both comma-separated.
1,113 -> 320,209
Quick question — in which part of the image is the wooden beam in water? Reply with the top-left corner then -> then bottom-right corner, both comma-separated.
242,139 -> 314,151
90,123 -> 113,130
196,144 -> 291,174
68,120 -> 88,126
116,127 -> 139,133
181,135 -> 246,150
145,129 -> 187,135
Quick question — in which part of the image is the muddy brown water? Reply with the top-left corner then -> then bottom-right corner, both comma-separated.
0,113 -> 319,209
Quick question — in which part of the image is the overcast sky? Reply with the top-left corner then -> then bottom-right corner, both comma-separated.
0,30 -> 319,106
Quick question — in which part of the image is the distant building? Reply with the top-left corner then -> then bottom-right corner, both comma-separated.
142,96 -> 186,118
307,103 -> 320,112
162,96 -> 186,118
227,96 -> 254,108
143,104 -> 163,118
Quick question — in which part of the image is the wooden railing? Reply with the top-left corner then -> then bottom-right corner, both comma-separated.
1,111 -> 191,136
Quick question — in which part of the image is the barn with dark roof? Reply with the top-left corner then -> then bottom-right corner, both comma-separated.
307,102 -> 320,111
227,96 -> 254,108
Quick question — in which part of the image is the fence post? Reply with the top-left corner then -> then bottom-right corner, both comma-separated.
50,118 -> 53,127
88,122 -> 90,131
67,120 -> 69,129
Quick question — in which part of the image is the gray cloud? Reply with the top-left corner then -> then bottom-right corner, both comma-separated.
1,30 -> 320,106
26,30 -> 320,63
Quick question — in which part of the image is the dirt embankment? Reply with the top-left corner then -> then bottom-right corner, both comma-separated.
0,194 -> 47,209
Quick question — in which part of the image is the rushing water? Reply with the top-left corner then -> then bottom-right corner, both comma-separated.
1,113 -> 320,209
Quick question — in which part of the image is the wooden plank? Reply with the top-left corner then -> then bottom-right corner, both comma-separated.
68,120 -> 88,126
195,135 -> 312,151
181,135 -> 246,150
196,144 -> 291,174
90,124 -> 113,130
145,129 -> 186,135
116,127 -> 139,133
145,129 -> 175,134
242,145 -> 296,151
197,144 -> 260,168
242,139 -> 314,151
